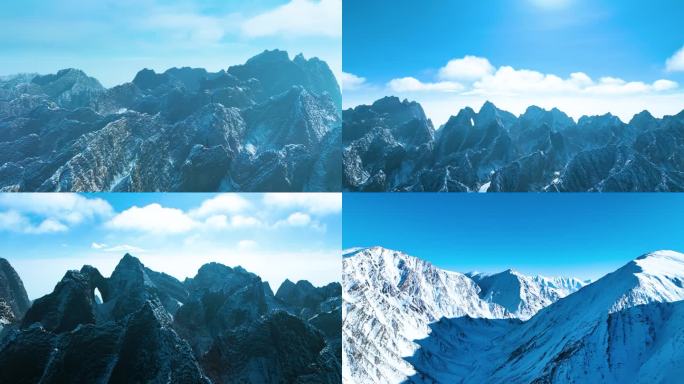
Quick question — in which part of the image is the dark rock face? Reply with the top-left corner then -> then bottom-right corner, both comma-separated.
0,49 -> 341,192
0,254 -> 341,383
0,258 -> 30,327
343,98 -> 684,192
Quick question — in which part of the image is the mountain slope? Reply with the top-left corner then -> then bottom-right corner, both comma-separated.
0,254 -> 341,383
0,258 -> 30,330
343,98 -> 684,192
342,247 -> 582,384
0,50 -> 341,192
407,250 -> 684,384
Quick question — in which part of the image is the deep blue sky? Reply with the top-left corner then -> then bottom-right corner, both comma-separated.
0,193 -> 341,299
343,193 -> 684,280
342,0 -> 684,125
344,0 -> 684,84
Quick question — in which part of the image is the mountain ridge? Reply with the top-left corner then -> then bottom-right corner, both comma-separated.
342,246 -> 584,384
0,49 -> 341,192
343,97 -> 684,192
0,254 -> 341,383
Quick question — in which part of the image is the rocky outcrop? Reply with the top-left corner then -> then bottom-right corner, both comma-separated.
343,98 -> 684,192
0,254 -> 341,383
0,258 -> 30,328
0,50 -> 341,192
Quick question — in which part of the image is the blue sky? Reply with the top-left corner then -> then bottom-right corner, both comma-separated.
0,0 -> 341,87
0,193 -> 341,299
343,193 -> 684,281
343,0 -> 684,126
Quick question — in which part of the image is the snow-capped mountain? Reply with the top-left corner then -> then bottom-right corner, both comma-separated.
0,50 -> 341,192
407,250 -> 684,383
468,269 -> 586,320
342,247 -> 582,384
343,97 -> 684,191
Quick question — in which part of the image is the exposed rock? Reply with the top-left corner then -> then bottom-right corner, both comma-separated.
343,98 -> 684,192
0,50 -> 341,192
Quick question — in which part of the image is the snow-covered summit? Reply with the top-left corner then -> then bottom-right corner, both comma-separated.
342,246 -> 584,384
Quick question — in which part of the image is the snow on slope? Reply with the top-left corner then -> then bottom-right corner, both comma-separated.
410,250 -> 684,383
342,247 -> 584,384
469,269 -> 586,320
342,247 -> 508,384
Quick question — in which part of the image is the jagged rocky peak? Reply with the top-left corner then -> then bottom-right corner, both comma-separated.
0,258 -> 31,325
275,279 -> 341,311
21,268 -> 102,333
519,104 -> 575,130
344,97 -> 684,192
31,68 -> 104,90
189,262 -> 260,292
0,50 -> 341,192
228,49 -> 341,105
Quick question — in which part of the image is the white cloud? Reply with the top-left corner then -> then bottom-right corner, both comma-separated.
285,212 -> 312,226
263,193 -> 341,215
470,66 -> 678,96
106,204 -> 197,234
388,77 -> 464,93
341,72 -> 367,91
438,56 -> 495,82
189,194 -> 251,219
241,0 -> 341,38
202,214 -> 262,230
0,194 -> 112,225
91,242 -> 145,253
666,45 -> 684,72
238,240 -> 258,250
0,211 -> 68,234
29,219 -> 69,234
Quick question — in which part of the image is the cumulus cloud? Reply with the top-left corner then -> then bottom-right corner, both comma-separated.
666,45 -> 684,72
263,193 -> 341,215
341,72 -> 367,91
284,212 -> 312,226
0,193 -> 112,225
388,77 -> 464,93
382,55 -> 679,98
0,194 -> 110,234
0,211 -> 68,234
438,56 -> 495,82
106,204 -> 197,234
469,66 -> 678,96
241,0 -> 341,38
189,194 -> 251,219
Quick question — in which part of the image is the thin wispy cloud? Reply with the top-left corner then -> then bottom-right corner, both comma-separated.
0,0 -> 341,87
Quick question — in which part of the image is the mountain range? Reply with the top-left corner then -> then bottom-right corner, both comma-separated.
343,246 -> 684,383
0,255 -> 341,383
0,50 -> 341,192
343,97 -> 684,191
